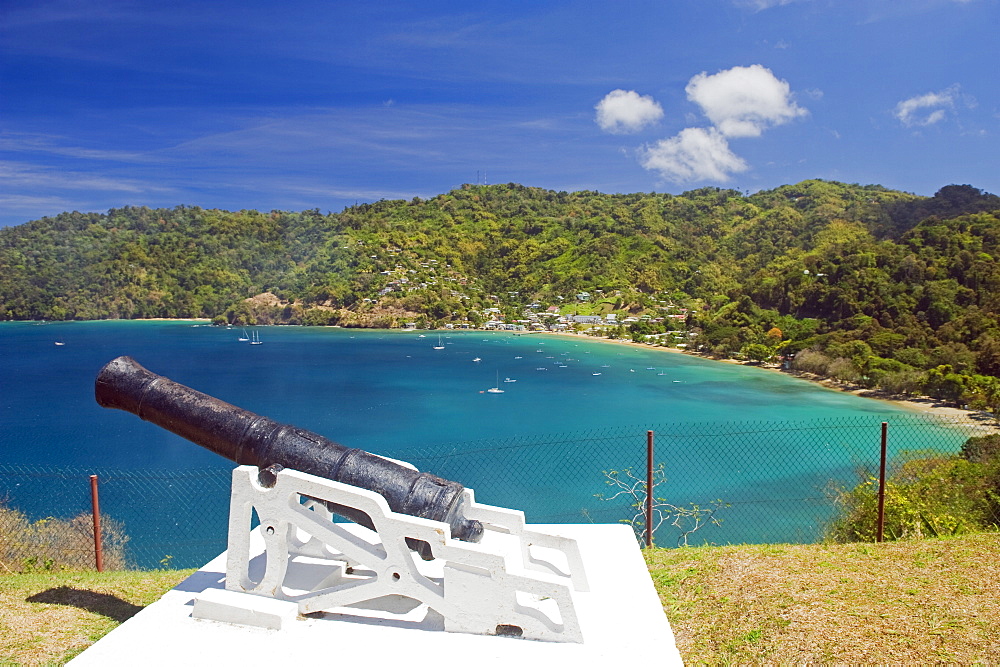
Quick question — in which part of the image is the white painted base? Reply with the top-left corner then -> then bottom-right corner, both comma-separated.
70,524 -> 683,666
220,465 -> 590,643
192,588 -> 298,630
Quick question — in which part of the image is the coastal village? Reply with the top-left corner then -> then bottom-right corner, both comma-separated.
403,296 -> 694,343
312,243 -> 698,345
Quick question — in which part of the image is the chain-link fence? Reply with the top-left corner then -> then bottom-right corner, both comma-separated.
1,414 -> 996,571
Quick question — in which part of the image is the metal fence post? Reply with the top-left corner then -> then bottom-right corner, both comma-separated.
646,430 -> 654,548
876,422 -> 888,543
90,474 -> 104,572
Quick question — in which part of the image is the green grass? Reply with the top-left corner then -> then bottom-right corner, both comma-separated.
0,568 -> 196,665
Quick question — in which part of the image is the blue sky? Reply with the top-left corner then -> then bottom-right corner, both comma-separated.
1,0 -> 998,227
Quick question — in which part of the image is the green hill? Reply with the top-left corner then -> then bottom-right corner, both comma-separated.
2,179 -> 1000,409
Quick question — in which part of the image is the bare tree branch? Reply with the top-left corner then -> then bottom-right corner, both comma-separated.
598,464 -> 729,547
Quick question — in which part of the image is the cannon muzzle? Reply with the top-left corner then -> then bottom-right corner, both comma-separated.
95,356 -> 483,546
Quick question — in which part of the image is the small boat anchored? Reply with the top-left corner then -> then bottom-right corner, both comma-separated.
487,371 -> 505,393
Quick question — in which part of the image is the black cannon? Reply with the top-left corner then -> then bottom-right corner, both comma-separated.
94,356 -> 484,549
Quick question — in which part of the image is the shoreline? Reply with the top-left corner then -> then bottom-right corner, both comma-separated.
231,321 -> 994,427
537,330 -> 998,426
14,318 -> 997,427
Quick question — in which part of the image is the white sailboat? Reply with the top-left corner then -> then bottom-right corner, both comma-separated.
250,330 -> 263,345
433,336 -> 445,350
486,370 -> 504,393
238,329 -> 250,342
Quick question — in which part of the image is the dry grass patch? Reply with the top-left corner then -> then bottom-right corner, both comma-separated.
646,532 -> 1000,663
4,534 -> 1000,664
0,568 -> 195,665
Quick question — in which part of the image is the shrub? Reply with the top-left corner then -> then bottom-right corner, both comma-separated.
792,349 -> 832,375
0,501 -> 129,572
827,357 -> 861,383
961,434 -> 1000,465
960,434 -> 1000,526
302,308 -> 342,326
879,369 -> 925,396
826,452 -> 994,543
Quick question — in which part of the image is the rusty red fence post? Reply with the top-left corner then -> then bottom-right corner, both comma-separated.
876,422 -> 888,543
90,474 -> 104,572
646,430 -> 654,548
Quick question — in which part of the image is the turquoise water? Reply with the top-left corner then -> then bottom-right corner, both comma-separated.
0,321 -> 913,464
1,321 -> 955,565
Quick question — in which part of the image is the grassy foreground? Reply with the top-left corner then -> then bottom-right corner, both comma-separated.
0,568 -> 196,664
2,533 -> 999,664
646,532 -> 1000,663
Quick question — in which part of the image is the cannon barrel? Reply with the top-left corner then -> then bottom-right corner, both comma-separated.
95,356 -> 483,544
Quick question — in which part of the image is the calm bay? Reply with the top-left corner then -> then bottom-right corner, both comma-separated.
1,320 -> 917,465
1,321 -> 957,565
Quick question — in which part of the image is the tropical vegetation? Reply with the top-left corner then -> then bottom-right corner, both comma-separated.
3,179 -> 1000,409
827,434 -> 1000,543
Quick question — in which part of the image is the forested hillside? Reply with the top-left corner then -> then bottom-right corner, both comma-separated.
3,180 -> 1000,408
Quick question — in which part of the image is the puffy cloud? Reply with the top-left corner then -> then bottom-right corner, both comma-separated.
894,87 -> 957,127
601,65 -> 804,184
638,127 -> 748,182
685,64 -> 807,138
594,89 -> 664,134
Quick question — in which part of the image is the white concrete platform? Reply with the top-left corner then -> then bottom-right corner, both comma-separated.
71,524 -> 682,666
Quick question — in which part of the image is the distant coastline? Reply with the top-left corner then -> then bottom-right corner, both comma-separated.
536,329 -> 998,428
17,317 -> 996,429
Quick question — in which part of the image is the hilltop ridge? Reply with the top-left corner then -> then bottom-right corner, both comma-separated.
2,179 -> 1000,410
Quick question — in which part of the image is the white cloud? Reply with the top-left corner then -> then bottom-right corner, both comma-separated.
733,0 -> 797,11
0,193 -> 76,211
602,65 -> 805,184
0,160 -> 168,194
685,64 -> 807,138
894,87 -> 958,127
638,127 -> 748,183
594,89 -> 664,134
0,132 -> 150,162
